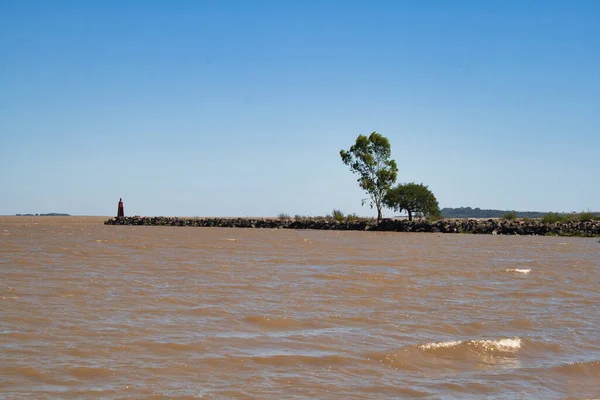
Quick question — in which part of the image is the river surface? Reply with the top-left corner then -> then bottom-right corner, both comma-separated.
1,217 -> 599,399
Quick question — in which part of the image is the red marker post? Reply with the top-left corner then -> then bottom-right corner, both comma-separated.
117,198 -> 124,217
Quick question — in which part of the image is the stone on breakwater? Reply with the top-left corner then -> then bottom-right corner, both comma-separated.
104,217 -> 600,237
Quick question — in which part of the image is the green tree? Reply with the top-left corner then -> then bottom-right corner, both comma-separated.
384,182 -> 440,221
340,132 -> 398,222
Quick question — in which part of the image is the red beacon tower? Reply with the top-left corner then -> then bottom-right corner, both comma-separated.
117,198 -> 124,217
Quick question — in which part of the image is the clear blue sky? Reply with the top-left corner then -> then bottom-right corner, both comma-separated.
1,0 -> 598,217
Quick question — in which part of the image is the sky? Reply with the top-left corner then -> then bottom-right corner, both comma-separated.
1,0 -> 599,217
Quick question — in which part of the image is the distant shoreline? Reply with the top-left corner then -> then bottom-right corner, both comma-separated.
104,216 -> 600,237
14,213 -> 71,216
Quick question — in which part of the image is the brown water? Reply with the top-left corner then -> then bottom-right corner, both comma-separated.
1,217 -> 599,399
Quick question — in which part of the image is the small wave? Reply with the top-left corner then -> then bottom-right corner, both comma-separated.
551,360 -> 600,378
157,296 -> 200,307
246,353 -> 354,367
370,337 -> 523,371
310,273 -> 344,280
0,366 -> 64,384
0,330 -> 31,340
244,315 -> 320,331
69,366 -> 115,379
506,268 -> 531,274
356,271 -> 397,282
182,306 -> 227,317
132,340 -> 206,355
507,318 -> 536,330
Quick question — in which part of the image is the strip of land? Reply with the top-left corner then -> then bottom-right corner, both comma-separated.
104,216 -> 600,237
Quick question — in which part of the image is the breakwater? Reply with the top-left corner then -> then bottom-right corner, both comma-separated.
104,216 -> 600,237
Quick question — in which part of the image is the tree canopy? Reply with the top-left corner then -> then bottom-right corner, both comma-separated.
384,182 -> 440,221
340,132 -> 398,222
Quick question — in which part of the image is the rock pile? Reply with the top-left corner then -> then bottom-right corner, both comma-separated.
104,217 -> 600,237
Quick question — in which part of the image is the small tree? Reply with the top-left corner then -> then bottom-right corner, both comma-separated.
384,182 -> 440,221
340,132 -> 398,222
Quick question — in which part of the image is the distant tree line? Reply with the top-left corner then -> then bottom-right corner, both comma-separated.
440,207 -> 599,219
15,213 -> 70,216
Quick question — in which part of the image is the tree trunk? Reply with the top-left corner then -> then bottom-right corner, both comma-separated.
377,207 -> 382,223
408,210 -> 413,221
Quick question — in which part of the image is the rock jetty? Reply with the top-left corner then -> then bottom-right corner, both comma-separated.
104,217 -> 600,237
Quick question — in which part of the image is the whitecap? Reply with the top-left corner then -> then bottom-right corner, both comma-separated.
417,340 -> 462,350
472,337 -> 521,352
506,268 -> 531,274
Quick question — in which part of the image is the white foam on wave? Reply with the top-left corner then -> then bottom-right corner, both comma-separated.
472,337 -> 522,352
418,337 -> 522,353
417,340 -> 462,350
506,268 -> 531,274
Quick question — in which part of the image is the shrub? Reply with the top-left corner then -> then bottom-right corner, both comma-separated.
503,211 -> 517,220
346,213 -> 360,222
578,211 -> 594,222
277,212 -> 291,221
542,212 -> 569,224
427,213 -> 444,221
332,209 -> 345,222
